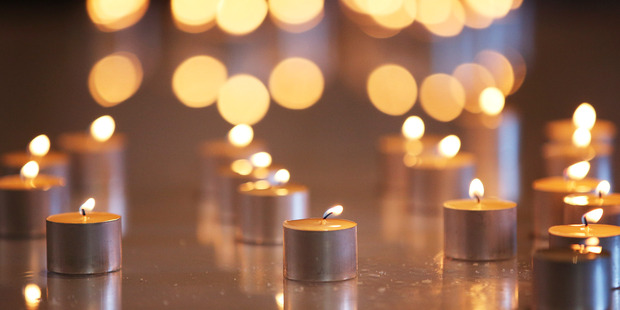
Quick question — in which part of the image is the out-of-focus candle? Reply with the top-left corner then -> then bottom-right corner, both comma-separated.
46,198 -> 121,274
2,134 -> 69,181
283,205 -> 357,281
0,161 -> 65,237
546,102 -> 616,143
532,161 -> 599,239
444,179 -> 517,261
564,180 -> 620,225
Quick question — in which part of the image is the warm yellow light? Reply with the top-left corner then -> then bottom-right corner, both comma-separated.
479,87 -> 505,116
365,0 -> 403,16
90,115 -> 116,142
216,0 -> 268,35
371,0 -> 416,30
420,74 -> 465,122
469,178 -> 484,200
89,52 -> 143,107
171,0 -> 218,33
572,103 -> 596,130
564,195 -> 589,206
23,284 -> 41,308
29,135 -> 50,157
250,152 -> 272,168
87,0 -> 149,32
401,116 -> 424,140
172,55 -> 227,108
596,181 -> 611,197
228,124 -> 254,147
464,0 -> 512,19
79,198 -> 96,215
438,135 -> 461,158
231,159 -> 253,175
583,208 -> 603,224
566,161 -> 590,181
269,0 -> 323,26
269,57 -> 324,110
217,74 -> 270,125
424,0 -> 465,37
585,236 -> 600,247
274,169 -> 290,184
416,0 -> 452,25
323,204 -> 343,218
475,50 -> 515,96
572,128 -> 591,148
462,0 -> 494,29
275,292 -> 284,309
367,64 -> 417,116
20,161 -> 39,180
452,63 -> 495,113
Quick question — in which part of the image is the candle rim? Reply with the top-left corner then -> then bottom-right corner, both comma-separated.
283,218 -> 357,231
545,118 -> 616,142
0,174 -> 65,190
443,198 -> 516,211
46,211 -> 121,224
535,247 -> 609,262
1,151 -> 68,167
58,132 -> 125,153
549,223 -> 620,238
239,183 -> 307,196
564,193 -> 620,206
405,152 -> 475,169
532,176 -> 600,193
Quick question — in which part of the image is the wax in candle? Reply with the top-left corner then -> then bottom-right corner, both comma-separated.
0,175 -> 64,190
283,219 -> 357,231
533,177 -> 600,193
47,212 -> 120,224
548,224 -> 620,238
444,198 -> 516,211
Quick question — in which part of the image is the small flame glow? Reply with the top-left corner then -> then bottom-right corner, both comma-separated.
566,161 -> 590,180
573,103 -> 596,130
28,135 -> 50,157
596,180 -> 611,197
585,237 -> 600,246
274,168 -> 290,184
571,127 -> 592,148
20,161 -> 39,180
323,205 -> 343,219
584,208 -> 603,224
227,124 -> 254,147
275,292 -> 284,309
231,159 -> 253,176
401,116 -> 425,140
250,152 -> 272,168
90,115 -> 116,142
469,178 -> 484,201
479,87 -> 505,116
23,283 -> 41,307
255,180 -> 271,190
438,135 -> 461,158
79,198 -> 96,215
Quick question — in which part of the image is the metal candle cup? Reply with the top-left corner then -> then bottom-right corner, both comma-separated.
549,223 -> 620,288
443,198 -> 517,261
0,175 -> 65,237
532,177 -> 599,239
283,218 -> 357,282
46,212 -> 121,274
564,193 -> 620,225
545,118 -> 616,144
543,142 -> 612,181
533,248 -> 611,310
237,182 -> 308,245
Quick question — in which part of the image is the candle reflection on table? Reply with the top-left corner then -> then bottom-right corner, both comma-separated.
46,271 -> 121,310
284,278 -> 358,310
196,196 -> 237,271
237,243 -> 283,295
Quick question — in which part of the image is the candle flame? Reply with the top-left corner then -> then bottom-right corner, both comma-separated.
23,283 -> 41,308
469,178 -> 484,201
597,180 -> 611,197
583,208 -> 603,225
231,159 -> 253,176
323,205 -> 343,219
438,135 -> 460,158
563,195 -> 589,206
250,152 -> 272,168
571,127 -> 591,148
573,103 -> 596,130
401,116 -> 424,140
79,198 -> 96,215
90,115 -> 116,142
274,168 -> 290,184
479,87 -> 505,116
28,134 -> 50,157
227,124 -> 254,147
566,161 -> 590,180
254,180 -> 271,190
20,161 -> 39,180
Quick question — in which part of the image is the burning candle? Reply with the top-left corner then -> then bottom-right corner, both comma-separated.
533,239 -> 611,310
237,169 -> 308,245
283,205 -> 357,281
546,103 -> 616,144
46,198 -> 121,274
549,208 -> 620,287
59,116 -> 126,218
564,180 -> 620,225
2,134 -> 69,182
532,161 -> 600,239
407,134 -> 475,217
443,179 -> 517,261
0,161 -> 65,237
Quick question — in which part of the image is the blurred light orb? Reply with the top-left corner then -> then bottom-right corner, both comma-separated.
424,0 -> 465,37
269,0 -> 323,26
479,87 -> 505,116
172,55 -> 227,108
372,0 -> 417,30
367,64 -> 417,116
416,0 -> 452,25
475,50 -> 515,95
217,74 -> 270,125
464,0 -> 512,19
89,52 -> 143,107
420,73 -> 465,122
216,0 -> 268,35
462,0 -> 494,29
87,0 -> 149,32
452,63 -> 495,113
171,0 -> 218,33
365,0 -> 403,16
269,58 -> 324,110
228,124 -> 254,147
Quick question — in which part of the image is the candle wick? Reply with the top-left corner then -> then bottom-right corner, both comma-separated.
475,195 -> 481,204
598,191 -> 603,199
323,212 -> 333,220
581,215 -> 588,227
81,208 -> 86,216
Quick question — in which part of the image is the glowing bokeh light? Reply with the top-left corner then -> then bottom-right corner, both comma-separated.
424,0 -> 465,37
29,135 -> 50,157
365,0 -> 403,16
420,73 -> 465,122
464,0 -> 512,19
452,63 -> 495,113
416,0 -> 452,25
216,0 -> 268,36
371,0 -> 416,30
217,74 -> 270,125
269,0 -> 323,26
87,0 -> 149,32
572,128 -> 592,148
274,168 -> 290,184
402,116 -> 425,140
269,57 -> 324,110
89,52 -> 143,108
23,284 -> 41,308
566,161 -> 590,181
479,87 -> 505,116
171,0 -> 218,33
90,115 -> 116,142
573,103 -> 596,130
462,1 -> 494,29
21,161 -> 39,180
228,124 -> 254,147
367,64 -> 417,116
250,152 -> 272,168
172,55 -> 227,108
438,135 -> 461,158
475,50 -> 515,95
231,159 -> 253,175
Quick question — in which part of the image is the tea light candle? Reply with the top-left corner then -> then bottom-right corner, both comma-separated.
549,208 -> 620,288
543,140 -> 612,181
46,198 -> 121,274
532,161 -> 599,239
283,205 -> 357,282
0,161 -> 65,237
564,180 -> 620,225
407,135 -> 475,217
444,179 -> 517,261
58,116 -> 126,217
545,102 -> 616,144
533,246 -> 611,310
237,170 -> 308,244
2,135 -> 69,180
